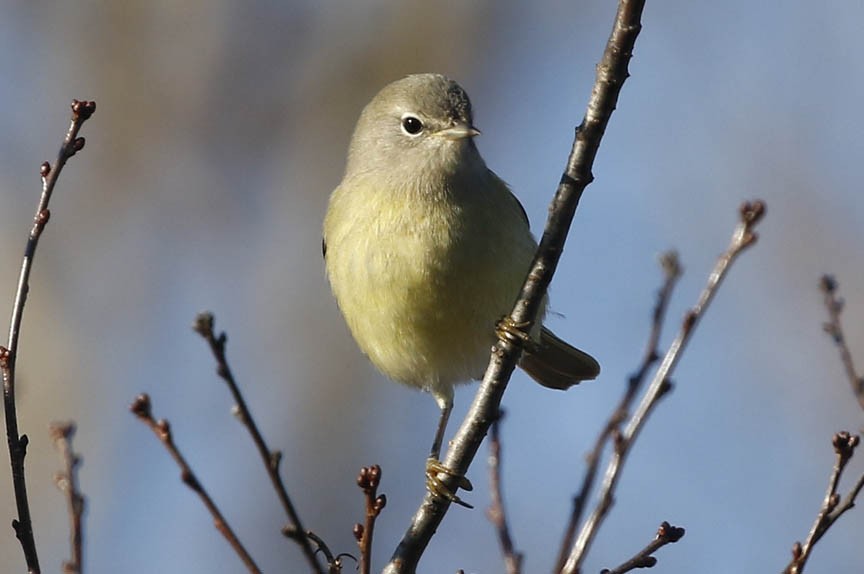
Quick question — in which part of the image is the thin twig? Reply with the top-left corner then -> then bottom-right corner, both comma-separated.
50,422 -> 86,574
554,252 -> 681,572
383,2 -> 646,572
354,465 -> 387,574
783,432 -> 864,574
130,393 -> 262,574
600,521 -> 685,574
486,411 -> 522,574
192,312 -> 324,574
1,99 -> 95,574
819,275 -> 864,412
304,530 -> 353,574
562,201 -> 766,574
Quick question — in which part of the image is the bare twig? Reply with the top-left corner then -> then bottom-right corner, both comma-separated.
562,201 -> 766,574
1,99 -> 95,574
486,412 -> 522,574
50,422 -> 86,574
303,530 -> 353,574
130,393 -> 261,574
554,252 -> 681,572
819,276 -> 864,412
600,521 -> 684,574
192,312 -> 324,574
783,432 -> 864,574
383,2 -> 646,571
354,465 -> 387,574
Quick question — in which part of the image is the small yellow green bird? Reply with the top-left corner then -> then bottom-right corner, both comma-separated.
323,74 -> 599,505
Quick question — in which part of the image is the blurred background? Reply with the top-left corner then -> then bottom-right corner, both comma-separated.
0,1 -> 862,572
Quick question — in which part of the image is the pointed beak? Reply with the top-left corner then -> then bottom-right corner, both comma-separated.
438,123 -> 481,141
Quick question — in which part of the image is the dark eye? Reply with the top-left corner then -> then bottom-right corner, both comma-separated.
401,115 -> 423,135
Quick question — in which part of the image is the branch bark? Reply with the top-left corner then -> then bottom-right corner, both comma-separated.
783,432 -> 864,574
193,312 -> 324,573
383,2 -> 647,572
50,422 -> 85,574
2,99 -> 96,574
819,276 -> 864,411
130,394 -> 262,574
554,251 -> 680,572
562,201 -> 766,574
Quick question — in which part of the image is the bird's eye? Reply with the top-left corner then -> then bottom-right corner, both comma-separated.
401,115 -> 424,135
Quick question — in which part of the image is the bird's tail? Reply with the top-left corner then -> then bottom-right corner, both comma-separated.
519,327 -> 600,390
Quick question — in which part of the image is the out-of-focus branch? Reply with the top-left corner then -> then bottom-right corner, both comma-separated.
562,201 -> 766,574
304,530 -> 352,574
819,275 -> 864,412
783,432 -> 864,574
600,521 -> 685,574
486,413 -> 522,574
1,99 -> 95,574
192,312 -> 324,574
554,251 -> 681,572
354,465 -> 386,574
50,422 -> 85,574
383,2 -> 646,571
130,393 -> 262,574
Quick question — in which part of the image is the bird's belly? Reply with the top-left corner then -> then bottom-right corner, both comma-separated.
334,235 -> 510,393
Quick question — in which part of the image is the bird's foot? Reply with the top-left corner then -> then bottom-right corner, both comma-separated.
425,457 -> 473,508
496,316 -> 539,353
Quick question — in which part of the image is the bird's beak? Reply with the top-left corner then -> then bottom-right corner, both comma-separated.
438,123 -> 481,141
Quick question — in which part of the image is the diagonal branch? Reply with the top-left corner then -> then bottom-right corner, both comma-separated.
192,312 -> 324,574
600,521 -> 685,574
783,432 -> 864,574
554,251 -> 680,572
562,201 -> 766,574
130,393 -> 261,574
383,2 -> 646,571
2,99 -> 96,574
819,275 -> 864,412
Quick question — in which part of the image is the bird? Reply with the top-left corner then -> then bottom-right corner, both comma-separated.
323,73 -> 599,506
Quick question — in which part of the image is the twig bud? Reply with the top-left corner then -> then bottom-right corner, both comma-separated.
70,99 -> 96,120
193,312 -> 215,338
129,393 -> 152,419
820,275 -> 838,294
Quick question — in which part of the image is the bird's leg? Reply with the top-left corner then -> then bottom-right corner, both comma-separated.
496,315 -> 540,353
425,392 -> 473,508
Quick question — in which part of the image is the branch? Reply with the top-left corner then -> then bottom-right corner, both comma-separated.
784,432 -> 864,574
130,394 -> 262,574
383,1 -> 646,571
562,201 -> 766,574
1,99 -> 95,574
486,413 -> 522,574
354,465 -> 387,574
600,521 -> 685,574
192,312 -> 324,574
303,530 -> 353,574
819,275 -> 864,411
50,422 -> 86,574
554,252 -> 681,572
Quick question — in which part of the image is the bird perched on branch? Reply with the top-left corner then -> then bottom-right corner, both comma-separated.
323,74 -> 599,506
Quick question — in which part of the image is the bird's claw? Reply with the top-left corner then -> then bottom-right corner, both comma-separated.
425,457 -> 473,508
496,316 -> 539,353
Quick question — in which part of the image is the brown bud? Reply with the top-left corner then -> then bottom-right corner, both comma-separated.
130,394 -> 152,418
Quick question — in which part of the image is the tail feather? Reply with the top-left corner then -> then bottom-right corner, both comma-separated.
519,327 -> 600,390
